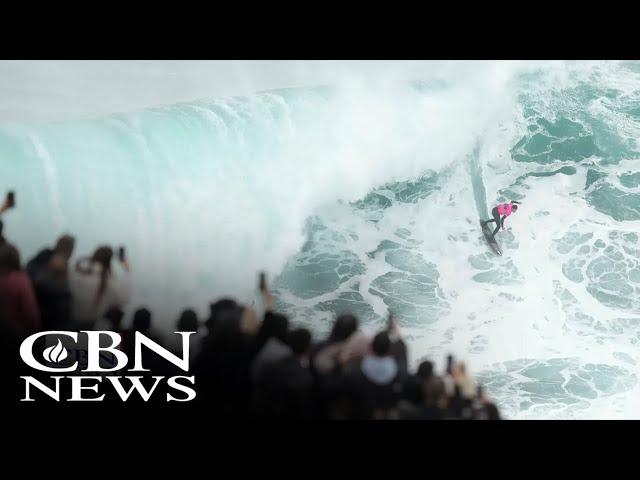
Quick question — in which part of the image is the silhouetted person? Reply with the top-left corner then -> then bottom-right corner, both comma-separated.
253,309 -> 289,351
310,313 -> 364,419
398,359 -> 435,418
0,243 -> 41,339
249,310 -> 291,417
447,384 -> 472,419
130,307 -> 164,342
387,317 -> 409,379
419,376 -> 448,420
120,307 -> 170,386
453,362 -> 477,399
484,402 -> 501,420
471,385 -> 502,420
26,234 -> 74,277
342,331 -> 404,420
176,309 -> 197,331
133,307 -> 152,332
252,328 -> 315,419
27,234 -> 75,330
251,312 -> 290,380
123,307 -> 157,349
408,360 -> 434,395
313,314 -> 358,354
167,308 -> 204,363
418,360 -> 434,380
94,306 -> 125,333
194,306 -> 256,418
69,246 -> 131,330
205,298 -> 239,335
446,362 -> 477,419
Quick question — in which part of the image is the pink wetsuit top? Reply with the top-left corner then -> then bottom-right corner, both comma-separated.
497,203 -> 513,216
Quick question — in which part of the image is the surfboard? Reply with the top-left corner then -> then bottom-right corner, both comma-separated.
480,220 -> 502,256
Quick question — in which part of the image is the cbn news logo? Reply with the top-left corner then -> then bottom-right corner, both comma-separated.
19,331 -> 196,402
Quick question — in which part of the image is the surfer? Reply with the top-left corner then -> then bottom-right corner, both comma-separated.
482,201 -> 520,237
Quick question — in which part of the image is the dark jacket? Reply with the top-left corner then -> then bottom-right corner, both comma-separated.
193,326 -> 254,418
341,355 -> 403,420
26,248 -> 53,279
252,354 -> 315,419
27,249 -> 72,330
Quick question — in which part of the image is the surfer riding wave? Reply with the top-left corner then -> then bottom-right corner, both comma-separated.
482,201 -> 520,237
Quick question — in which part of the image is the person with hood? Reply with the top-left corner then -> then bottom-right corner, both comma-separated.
342,331 -> 405,419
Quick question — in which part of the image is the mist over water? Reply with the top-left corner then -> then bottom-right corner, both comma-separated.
2,60 -> 640,418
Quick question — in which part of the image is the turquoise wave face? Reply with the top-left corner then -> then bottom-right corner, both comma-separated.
2,61 -> 640,418
0,86 -> 337,314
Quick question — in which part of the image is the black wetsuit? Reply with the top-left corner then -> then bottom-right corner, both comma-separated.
484,207 -> 505,237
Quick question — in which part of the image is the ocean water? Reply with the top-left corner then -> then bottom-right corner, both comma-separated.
2,61 -> 640,419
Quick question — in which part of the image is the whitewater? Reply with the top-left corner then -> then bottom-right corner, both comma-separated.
1,60 -> 640,419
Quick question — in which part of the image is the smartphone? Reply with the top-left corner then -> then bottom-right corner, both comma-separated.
118,246 -> 126,262
7,191 -> 15,208
259,272 -> 267,292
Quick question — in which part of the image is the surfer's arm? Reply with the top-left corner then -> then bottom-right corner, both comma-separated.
500,216 -> 506,229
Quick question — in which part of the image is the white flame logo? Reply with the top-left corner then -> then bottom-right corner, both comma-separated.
43,339 -> 69,364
